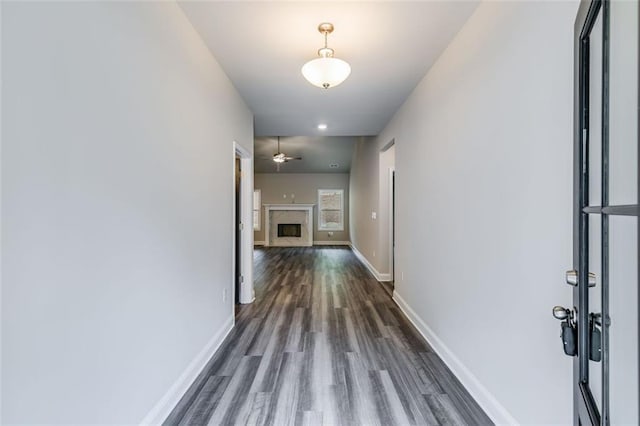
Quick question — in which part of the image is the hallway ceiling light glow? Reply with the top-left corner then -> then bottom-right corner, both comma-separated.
317,123 -> 327,130
301,23 -> 351,89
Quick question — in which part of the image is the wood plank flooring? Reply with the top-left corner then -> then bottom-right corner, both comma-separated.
164,246 -> 493,426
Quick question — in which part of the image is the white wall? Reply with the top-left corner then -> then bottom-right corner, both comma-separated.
349,138 -> 395,279
349,137 -> 380,267
1,2 -> 252,424
352,1 -> 580,423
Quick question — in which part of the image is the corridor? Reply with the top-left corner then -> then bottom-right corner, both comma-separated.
165,247 -> 492,425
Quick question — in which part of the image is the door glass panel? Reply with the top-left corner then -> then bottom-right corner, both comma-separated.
589,10 -> 603,206
609,0 -> 638,205
588,215 -> 603,409
609,216 -> 639,424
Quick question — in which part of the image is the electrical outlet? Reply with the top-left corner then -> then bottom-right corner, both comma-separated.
223,288 -> 228,303
283,194 -> 287,199
401,272 -> 404,281
371,211 -> 377,220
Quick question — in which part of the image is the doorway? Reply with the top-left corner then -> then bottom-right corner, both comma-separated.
233,142 -> 254,312
380,140 -> 395,296
388,167 -> 396,293
234,156 -> 241,304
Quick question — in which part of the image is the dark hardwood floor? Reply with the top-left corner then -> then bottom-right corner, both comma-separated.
165,246 -> 492,426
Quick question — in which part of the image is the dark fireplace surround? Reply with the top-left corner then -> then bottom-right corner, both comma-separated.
277,223 -> 302,238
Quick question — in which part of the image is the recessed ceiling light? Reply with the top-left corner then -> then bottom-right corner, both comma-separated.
318,124 -> 327,130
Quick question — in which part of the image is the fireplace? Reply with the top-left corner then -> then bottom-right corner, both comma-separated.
264,204 -> 314,247
278,223 -> 302,238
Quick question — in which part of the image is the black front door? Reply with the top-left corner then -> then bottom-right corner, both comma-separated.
564,1 -> 639,424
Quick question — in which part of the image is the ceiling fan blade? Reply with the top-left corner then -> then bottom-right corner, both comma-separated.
284,157 -> 302,161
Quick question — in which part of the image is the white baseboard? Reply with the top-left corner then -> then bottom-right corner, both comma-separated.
392,291 -> 518,426
350,245 -> 392,282
257,241 -> 351,247
313,241 -> 351,246
377,273 -> 392,281
140,316 -> 234,425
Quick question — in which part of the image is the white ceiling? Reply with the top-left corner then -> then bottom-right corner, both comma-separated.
179,1 -> 479,137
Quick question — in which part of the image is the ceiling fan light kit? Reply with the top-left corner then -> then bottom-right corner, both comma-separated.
301,23 -> 351,89
271,137 -> 302,171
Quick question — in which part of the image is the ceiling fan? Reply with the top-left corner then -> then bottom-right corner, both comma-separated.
268,137 -> 302,170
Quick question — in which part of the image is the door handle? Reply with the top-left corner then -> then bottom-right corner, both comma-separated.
565,270 -> 596,287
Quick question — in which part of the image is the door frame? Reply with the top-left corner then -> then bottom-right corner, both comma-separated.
232,141 -> 254,307
388,167 -> 395,282
380,138 -> 395,282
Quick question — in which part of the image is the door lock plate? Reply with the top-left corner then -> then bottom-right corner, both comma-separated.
589,313 -> 602,362
565,270 -> 596,287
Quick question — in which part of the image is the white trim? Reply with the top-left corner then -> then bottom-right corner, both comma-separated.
263,204 -> 316,207
313,241 -> 351,246
317,189 -> 345,231
256,240 -> 351,247
392,291 -> 519,426
233,141 -> 254,305
140,317 -> 234,425
350,245 -> 392,282
381,138 -> 395,153
0,3 -> 3,420
253,189 -> 261,231
387,167 -> 395,281
264,204 -> 314,247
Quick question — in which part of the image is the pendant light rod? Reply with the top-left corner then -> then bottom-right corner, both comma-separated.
318,23 -> 334,58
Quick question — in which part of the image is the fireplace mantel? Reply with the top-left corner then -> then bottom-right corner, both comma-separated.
263,204 -> 315,247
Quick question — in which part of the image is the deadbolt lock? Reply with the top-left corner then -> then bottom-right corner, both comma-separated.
552,306 -> 572,321
553,306 -> 577,357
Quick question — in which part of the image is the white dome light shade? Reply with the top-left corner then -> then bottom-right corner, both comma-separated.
301,57 -> 351,89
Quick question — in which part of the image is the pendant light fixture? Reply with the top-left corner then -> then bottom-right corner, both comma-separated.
301,23 -> 351,89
